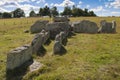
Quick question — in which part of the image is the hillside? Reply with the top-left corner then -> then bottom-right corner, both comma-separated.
0,17 -> 120,80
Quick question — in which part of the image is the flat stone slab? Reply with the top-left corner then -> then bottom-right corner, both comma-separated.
29,60 -> 42,72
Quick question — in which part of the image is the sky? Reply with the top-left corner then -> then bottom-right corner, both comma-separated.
0,0 -> 120,16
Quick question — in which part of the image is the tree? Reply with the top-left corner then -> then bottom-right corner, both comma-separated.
39,8 -> 44,16
72,5 -> 84,17
13,8 -> 25,18
39,6 -> 51,17
0,12 -> 2,18
61,6 -> 72,16
2,12 -> 12,18
50,6 -> 59,17
89,11 -> 96,16
83,8 -> 89,16
29,10 -> 36,17
43,6 -> 50,16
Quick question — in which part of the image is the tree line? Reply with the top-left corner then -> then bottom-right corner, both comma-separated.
0,6 -> 96,18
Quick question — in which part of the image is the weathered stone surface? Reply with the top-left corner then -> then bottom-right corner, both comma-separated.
99,20 -> 116,33
73,20 -> 99,33
53,32 -> 67,54
59,32 -> 68,46
53,41 -> 66,54
29,60 -> 42,72
53,17 -> 70,22
45,22 -> 71,39
30,20 -> 49,33
31,30 -> 50,55
7,45 -> 32,70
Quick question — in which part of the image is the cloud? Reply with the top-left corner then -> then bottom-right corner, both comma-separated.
50,3 -> 54,7
90,6 -> 104,12
79,1 -> 82,5
86,5 -> 90,8
110,0 -> 120,9
105,0 -> 120,9
111,11 -> 120,14
36,0 -> 45,4
0,8 -> 10,12
54,0 -> 75,7
18,4 -> 40,16
0,0 -> 42,16
44,3 -> 48,6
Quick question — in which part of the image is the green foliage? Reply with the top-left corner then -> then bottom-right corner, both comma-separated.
39,6 -> 50,17
50,6 -> 59,17
2,12 -> 12,18
61,6 -> 96,17
29,10 -> 36,17
72,6 -> 84,17
13,8 -> 25,18
61,6 -> 72,16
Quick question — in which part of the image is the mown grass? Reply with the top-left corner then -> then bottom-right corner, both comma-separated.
0,17 -> 120,80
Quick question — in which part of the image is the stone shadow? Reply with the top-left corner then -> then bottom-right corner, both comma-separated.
6,58 -> 33,80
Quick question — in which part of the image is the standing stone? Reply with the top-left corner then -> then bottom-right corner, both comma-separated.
53,32 -> 67,55
73,20 -> 99,33
45,22 -> 71,39
99,20 -> 116,33
31,30 -> 50,55
59,32 -> 68,46
112,20 -> 116,33
53,41 -> 66,55
30,20 -> 49,33
7,45 -> 32,70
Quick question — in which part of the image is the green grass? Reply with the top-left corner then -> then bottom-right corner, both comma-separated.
0,17 -> 120,80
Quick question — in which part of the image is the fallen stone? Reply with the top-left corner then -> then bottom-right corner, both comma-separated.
45,22 -> 71,39
29,60 -> 42,72
73,20 -> 99,33
30,20 -> 49,33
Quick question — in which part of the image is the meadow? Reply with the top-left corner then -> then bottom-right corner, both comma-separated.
0,17 -> 120,80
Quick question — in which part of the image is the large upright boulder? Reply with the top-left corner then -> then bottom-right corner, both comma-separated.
31,30 -> 50,55
99,20 -> 116,33
30,20 -> 49,33
53,17 -> 70,22
72,20 -> 99,33
7,45 -> 32,70
53,33 -> 67,55
45,22 -> 71,39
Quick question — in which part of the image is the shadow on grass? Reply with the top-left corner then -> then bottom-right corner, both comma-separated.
6,58 -> 33,80
54,46 -> 67,56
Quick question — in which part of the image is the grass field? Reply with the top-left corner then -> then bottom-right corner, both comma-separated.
0,17 -> 120,80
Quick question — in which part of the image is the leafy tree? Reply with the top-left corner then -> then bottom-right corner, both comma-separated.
72,5 -> 84,17
13,8 -> 25,18
0,12 -> 2,18
89,11 -> 96,16
39,8 -> 44,16
43,6 -> 50,16
50,6 -> 59,17
2,12 -> 12,18
83,8 -> 89,16
61,6 -> 72,16
39,6 -> 51,17
29,10 -> 36,17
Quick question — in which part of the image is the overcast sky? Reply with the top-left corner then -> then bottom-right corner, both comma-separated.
0,0 -> 120,16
